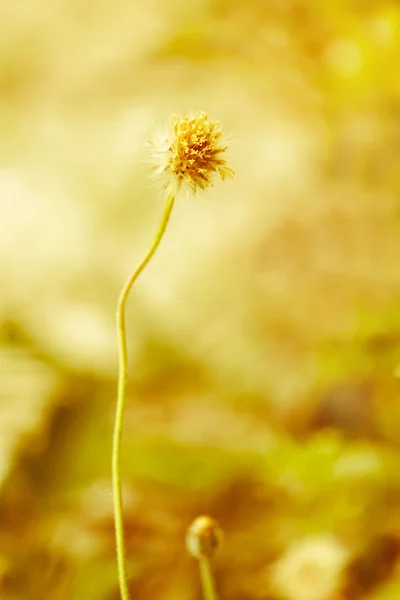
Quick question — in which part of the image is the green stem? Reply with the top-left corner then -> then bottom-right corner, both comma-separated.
199,557 -> 218,600
112,193 -> 176,600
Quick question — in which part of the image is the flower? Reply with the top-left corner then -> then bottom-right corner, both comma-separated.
271,534 -> 349,600
148,112 -> 234,196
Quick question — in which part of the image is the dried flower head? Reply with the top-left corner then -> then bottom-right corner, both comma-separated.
186,515 -> 223,559
271,535 -> 349,600
148,112 -> 234,196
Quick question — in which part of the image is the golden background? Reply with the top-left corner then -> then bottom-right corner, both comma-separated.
1,1 -> 400,599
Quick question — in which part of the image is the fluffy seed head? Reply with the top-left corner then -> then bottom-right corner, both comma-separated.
186,515 -> 223,559
271,535 -> 349,600
148,112 -> 234,196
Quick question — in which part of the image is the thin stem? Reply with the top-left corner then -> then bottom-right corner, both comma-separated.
112,193 -> 176,600
199,557 -> 218,600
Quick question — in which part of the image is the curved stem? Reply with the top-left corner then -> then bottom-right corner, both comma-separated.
199,557 -> 218,600
113,193 -> 176,600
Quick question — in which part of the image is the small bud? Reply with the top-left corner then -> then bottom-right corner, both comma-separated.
186,515 -> 223,560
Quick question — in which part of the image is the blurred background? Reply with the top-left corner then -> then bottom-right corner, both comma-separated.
1,1 -> 400,599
